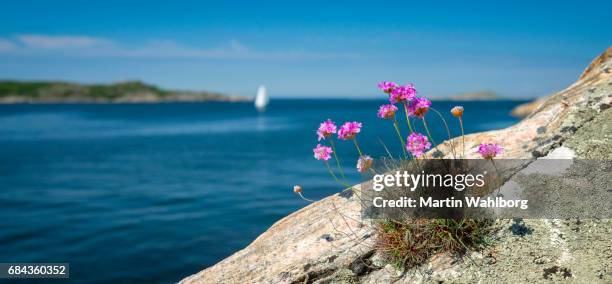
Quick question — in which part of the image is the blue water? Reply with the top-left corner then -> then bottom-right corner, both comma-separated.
0,99 -> 526,283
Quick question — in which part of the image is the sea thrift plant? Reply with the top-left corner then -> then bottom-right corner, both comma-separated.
313,144 -> 333,161
317,119 -> 337,141
377,104 -> 398,119
477,143 -> 503,160
406,133 -> 432,157
356,155 -> 373,173
297,80 -> 504,273
338,121 -> 362,140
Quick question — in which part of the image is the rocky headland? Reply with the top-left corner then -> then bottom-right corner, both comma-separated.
0,80 -> 247,103
181,47 -> 611,283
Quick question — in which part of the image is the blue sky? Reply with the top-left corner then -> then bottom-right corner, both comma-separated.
0,0 -> 610,98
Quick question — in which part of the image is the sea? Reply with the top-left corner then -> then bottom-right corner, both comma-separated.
0,99 -> 527,283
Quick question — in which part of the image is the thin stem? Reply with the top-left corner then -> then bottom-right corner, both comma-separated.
421,117 -> 437,148
431,107 -> 456,159
324,161 -> 352,188
353,138 -> 363,157
377,138 -> 396,160
402,102 -> 414,133
297,192 -> 315,203
459,117 -> 466,158
329,139 -> 346,179
393,117 -> 407,159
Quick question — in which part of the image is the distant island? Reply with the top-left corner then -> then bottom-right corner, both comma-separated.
0,80 -> 249,103
431,91 -> 506,101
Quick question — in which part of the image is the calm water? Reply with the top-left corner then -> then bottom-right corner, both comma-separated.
0,99 -> 525,283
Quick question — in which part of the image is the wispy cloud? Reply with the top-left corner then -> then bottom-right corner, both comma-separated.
0,34 -> 358,60
16,34 -> 111,49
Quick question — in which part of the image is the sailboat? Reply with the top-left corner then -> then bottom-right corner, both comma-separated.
254,85 -> 269,112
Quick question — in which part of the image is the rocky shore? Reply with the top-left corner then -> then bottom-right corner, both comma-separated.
181,47 -> 611,283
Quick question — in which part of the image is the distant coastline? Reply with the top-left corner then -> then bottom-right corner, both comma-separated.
431,91 -> 522,101
0,80 -> 249,104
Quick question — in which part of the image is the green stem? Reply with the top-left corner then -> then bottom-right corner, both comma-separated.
328,139 -> 346,179
422,117 -> 437,148
459,117 -> 466,158
353,138 -> 363,157
430,107 -> 456,159
324,161 -> 351,188
402,102 -> 414,133
393,117 -> 408,159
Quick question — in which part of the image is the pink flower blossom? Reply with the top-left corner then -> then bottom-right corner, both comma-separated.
406,133 -> 432,157
357,155 -> 373,173
407,97 -> 431,118
316,119 -> 337,141
377,104 -> 398,119
313,144 -> 333,161
377,81 -> 397,94
477,143 -> 503,160
338,121 -> 362,140
389,84 -> 417,104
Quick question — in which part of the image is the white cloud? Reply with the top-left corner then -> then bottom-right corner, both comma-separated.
16,34 -> 110,49
0,34 -> 357,60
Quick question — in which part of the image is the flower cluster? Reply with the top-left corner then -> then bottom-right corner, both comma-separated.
407,97 -> 431,118
312,119 -> 363,171
389,84 -> 417,104
376,81 -> 432,119
338,121 -> 362,140
477,143 -> 503,160
317,119 -> 337,141
306,81 -> 504,198
313,144 -> 333,161
357,155 -> 373,173
377,81 -> 398,94
377,104 -> 398,119
406,133 -> 432,157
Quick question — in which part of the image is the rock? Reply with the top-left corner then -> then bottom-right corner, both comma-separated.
180,47 -> 612,283
510,97 -> 547,118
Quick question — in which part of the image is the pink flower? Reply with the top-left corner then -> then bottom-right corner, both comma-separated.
357,155 -> 373,173
407,133 -> 432,157
316,119 -> 337,141
338,121 -> 362,140
313,144 -> 333,161
407,97 -> 431,118
389,84 -> 417,104
378,81 -> 398,94
377,104 -> 398,119
477,143 -> 503,160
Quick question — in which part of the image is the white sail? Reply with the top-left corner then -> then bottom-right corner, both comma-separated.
254,85 -> 269,111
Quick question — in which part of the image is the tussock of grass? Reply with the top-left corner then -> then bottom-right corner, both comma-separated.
376,218 -> 493,270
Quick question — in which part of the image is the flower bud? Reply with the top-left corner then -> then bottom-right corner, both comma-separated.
451,106 -> 464,117
293,185 -> 302,193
